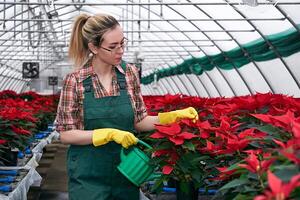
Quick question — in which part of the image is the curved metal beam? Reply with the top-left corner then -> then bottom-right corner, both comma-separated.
164,3 -> 233,96
191,1 -> 271,95
191,74 -> 211,97
170,76 -> 189,95
178,74 -> 199,96
0,2 -> 297,6
162,78 -> 176,94
226,1 -> 300,91
159,79 -> 172,94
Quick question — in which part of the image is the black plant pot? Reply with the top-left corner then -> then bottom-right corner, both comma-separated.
0,149 -> 18,166
176,181 -> 199,200
167,178 -> 177,188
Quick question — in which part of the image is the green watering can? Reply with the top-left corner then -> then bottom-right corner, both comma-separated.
117,140 -> 160,186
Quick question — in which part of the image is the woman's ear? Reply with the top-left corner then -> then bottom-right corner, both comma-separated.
88,42 -> 98,55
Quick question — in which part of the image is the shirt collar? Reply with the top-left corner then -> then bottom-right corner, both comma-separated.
78,63 -> 125,83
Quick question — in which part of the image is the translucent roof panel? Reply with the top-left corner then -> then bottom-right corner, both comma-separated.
0,0 -> 299,97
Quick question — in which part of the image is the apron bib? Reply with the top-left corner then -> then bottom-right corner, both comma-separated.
66,63 -> 139,200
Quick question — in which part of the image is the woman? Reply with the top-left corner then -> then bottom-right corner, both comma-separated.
55,13 -> 198,200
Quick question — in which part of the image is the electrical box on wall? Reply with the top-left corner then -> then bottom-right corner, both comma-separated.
48,76 -> 58,86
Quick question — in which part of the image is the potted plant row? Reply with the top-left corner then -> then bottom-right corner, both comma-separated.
0,90 -> 59,166
140,93 -> 300,200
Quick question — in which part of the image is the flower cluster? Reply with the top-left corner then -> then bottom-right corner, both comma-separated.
142,93 -> 300,199
0,90 -> 59,151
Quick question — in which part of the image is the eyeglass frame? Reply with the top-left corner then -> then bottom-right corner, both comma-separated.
99,37 -> 128,54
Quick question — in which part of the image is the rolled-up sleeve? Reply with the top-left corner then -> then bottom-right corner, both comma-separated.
55,73 -> 81,132
129,65 -> 148,123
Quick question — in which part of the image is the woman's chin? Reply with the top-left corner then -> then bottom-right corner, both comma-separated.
114,58 -> 122,64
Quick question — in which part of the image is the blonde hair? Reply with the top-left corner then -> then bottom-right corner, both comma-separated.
68,13 -> 119,68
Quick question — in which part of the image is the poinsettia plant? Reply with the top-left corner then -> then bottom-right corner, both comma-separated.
0,97 -> 38,151
19,91 -> 59,131
147,121 -> 204,189
141,93 -> 300,199
0,90 -> 59,151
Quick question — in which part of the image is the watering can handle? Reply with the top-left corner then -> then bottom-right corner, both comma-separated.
137,140 -> 152,150
120,140 -> 152,161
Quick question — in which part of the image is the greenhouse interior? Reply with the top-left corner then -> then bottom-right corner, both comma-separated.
0,0 -> 300,200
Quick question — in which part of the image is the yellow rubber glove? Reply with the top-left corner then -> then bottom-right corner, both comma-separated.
92,128 -> 138,148
158,107 -> 199,125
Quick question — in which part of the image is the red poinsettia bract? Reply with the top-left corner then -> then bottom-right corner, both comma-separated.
213,167 -> 237,181
0,107 -> 37,122
254,171 -> 300,200
0,140 -> 7,145
273,139 -> 300,164
252,110 -> 300,137
11,125 -> 31,135
153,149 -> 179,175
150,123 -> 197,145
238,153 -> 275,175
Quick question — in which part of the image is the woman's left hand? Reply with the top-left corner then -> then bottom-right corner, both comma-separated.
158,107 -> 198,124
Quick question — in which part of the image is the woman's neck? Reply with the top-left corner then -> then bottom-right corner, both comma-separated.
92,57 -> 113,77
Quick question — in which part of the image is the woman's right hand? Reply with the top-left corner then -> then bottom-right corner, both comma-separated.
93,128 -> 138,148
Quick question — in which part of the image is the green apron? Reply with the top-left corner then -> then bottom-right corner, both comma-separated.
66,63 -> 139,200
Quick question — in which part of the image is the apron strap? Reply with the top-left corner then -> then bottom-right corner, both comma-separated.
121,60 -> 126,71
83,77 -> 93,93
117,61 -> 127,90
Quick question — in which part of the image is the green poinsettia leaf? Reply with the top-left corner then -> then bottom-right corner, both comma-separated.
182,141 -> 195,151
155,142 -> 173,150
237,115 -> 257,123
151,176 -> 166,193
254,124 -> 283,139
239,173 -> 249,181
191,155 -> 211,165
273,164 -> 300,182
0,119 -> 11,125
219,179 -> 248,191
226,162 -> 241,171
3,129 -> 17,136
202,113 -> 214,121
247,172 -> 259,181
190,169 -> 203,183
232,193 -> 254,200
0,148 -> 6,154
290,187 -> 300,199
148,156 -> 166,165
248,141 -> 269,148
242,185 -> 260,193
177,161 -> 190,174
179,152 -> 204,168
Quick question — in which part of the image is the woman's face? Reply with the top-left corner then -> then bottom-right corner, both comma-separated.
96,25 -> 127,65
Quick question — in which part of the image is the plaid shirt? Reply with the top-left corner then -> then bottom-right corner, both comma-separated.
55,62 -> 148,132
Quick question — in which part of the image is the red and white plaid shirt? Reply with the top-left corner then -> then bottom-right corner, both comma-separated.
55,62 -> 148,132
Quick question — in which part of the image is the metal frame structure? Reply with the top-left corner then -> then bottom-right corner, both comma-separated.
0,0 -> 299,97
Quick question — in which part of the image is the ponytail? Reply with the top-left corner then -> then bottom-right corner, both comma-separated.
68,14 -> 90,69
68,13 -> 119,69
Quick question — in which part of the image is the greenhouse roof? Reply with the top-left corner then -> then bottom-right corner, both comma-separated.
0,0 -> 299,97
